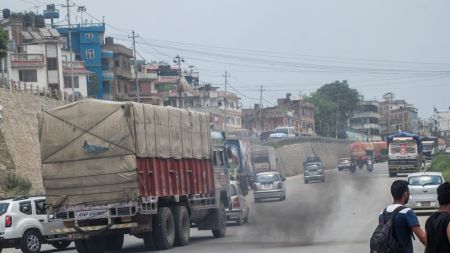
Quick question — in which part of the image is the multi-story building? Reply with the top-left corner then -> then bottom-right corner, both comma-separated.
61,50 -> 90,97
432,108 -> 450,138
101,37 -> 133,100
349,99 -> 381,140
57,23 -> 113,99
379,93 -> 419,139
242,93 -> 315,135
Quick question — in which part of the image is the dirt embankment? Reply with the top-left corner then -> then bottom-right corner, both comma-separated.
275,142 -> 350,176
0,90 -> 65,196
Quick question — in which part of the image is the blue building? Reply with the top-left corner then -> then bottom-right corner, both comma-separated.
57,23 -> 113,99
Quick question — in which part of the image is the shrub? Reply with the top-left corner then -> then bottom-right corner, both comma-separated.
430,155 -> 450,182
4,172 -> 32,197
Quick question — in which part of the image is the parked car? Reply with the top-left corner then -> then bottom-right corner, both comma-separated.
259,130 -> 275,141
445,147 -> 450,154
338,158 -> 352,171
253,171 -> 286,202
304,162 -> 325,183
0,196 -> 71,253
226,181 -> 249,225
406,172 -> 444,210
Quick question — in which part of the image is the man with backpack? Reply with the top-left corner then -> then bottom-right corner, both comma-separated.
424,182 -> 450,253
370,180 -> 426,253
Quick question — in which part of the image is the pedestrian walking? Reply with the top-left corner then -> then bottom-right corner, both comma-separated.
425,182 -> 450,253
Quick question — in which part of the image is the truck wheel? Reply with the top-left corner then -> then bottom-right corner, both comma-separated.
173,206 -> 190,246
105,233 -> 124,251
153,207 -> 175,250
20,229 -> 42,253
143,232 -> 158,250
85,237 -> 106,253
74,240 -> 88,253
212,202 -> 227,238
51,240 -> 71,250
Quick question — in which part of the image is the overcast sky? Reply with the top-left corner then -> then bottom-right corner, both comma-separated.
5,0 -> 450,117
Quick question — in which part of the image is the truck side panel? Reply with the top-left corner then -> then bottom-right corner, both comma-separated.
137,158 -> 215,197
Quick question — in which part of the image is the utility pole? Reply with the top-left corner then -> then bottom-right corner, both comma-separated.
335,98 -> 340,139
258,85 -> 263,135
63,0 -> 76,101
174,55 -> 184,108
223,71 -> 230,131
129,30 -> 140,102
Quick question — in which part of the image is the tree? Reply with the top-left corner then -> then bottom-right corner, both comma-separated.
0,28 -> 7,59
305,80 -> 359,138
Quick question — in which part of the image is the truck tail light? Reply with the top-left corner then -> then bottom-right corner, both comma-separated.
232,197 -> 240,208
5,215 -> 12,227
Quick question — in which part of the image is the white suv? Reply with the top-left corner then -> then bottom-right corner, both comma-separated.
0,196 -> 71,253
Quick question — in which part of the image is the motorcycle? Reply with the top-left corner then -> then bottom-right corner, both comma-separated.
350,160 -> 356,174
367,158 -> 374,172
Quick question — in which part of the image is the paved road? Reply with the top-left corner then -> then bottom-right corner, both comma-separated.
9,162 -> 431,253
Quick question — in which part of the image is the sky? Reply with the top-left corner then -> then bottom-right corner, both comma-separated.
4,0 -> 450,117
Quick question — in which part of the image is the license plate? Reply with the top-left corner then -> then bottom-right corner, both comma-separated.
421,201 -> 431,207
263,184 -> 272,189
68,233 -> 88,240
75,210 -> 107,219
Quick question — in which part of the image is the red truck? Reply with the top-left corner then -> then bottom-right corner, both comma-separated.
38,100 -> 231,253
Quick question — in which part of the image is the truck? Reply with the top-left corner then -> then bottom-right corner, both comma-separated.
38,100 -> 231,253
372,141 -> 388,162
250,145 -> 277,175
349,142 -> 373,168
224,139 -> 253,196
387,132 -> 423,177
421,136 -> 438,161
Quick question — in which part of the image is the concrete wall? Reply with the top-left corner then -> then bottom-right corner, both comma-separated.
275,142 -> 350,177
0,90 -> 65,196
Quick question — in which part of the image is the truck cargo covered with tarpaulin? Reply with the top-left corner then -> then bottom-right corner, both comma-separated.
38,100 -> 212,208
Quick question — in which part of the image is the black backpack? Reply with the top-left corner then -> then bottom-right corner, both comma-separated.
370,206 -> 406,253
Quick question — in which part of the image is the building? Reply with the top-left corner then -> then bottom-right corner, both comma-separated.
242,93 -> 315,135
61,50 -> 90,97
101,37 -> 133,100
379,93 -> 419,139
349,99 -> 381,140
432,108 -> 450,138
57,23 -> 113,99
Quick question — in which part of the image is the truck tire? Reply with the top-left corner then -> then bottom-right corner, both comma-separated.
105,233 -> 124,251
85,237 -> 106,253
212,202 -> 227,238
153,207 -> 176,250
20,229 -> 42,253
51,240 -> 71,250
143,232 -> 158,250
173,206 -> 190,246
74,240 -> 88,253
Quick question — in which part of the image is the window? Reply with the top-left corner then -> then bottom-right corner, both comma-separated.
0,203 -> 9,216
47,58 -> 58,70
115,60 -> 120,68
19,201 -> 32,215
86,49 -> 95,59
85,33 -> 94,39
34,200 -> 46,215
213,151 -> 218,166
19,70 -> 37,82
64,76 -> 80,88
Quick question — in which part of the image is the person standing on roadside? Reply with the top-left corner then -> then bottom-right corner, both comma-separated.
425,182 -> 450,253
379,180 -> 427,253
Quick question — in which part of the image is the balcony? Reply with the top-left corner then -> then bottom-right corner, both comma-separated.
351,111 -> 380,119
63,61 -> 90,74
102,71 -> 114,81
10,54 -> 45,68
101,50 -> 113,58
137,72 -> 158,80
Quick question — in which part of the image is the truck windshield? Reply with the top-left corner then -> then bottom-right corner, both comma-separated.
0,203 -> 9,216
422,144 -> 433,150
389,139 -> 417,154
275,128 -> 289,134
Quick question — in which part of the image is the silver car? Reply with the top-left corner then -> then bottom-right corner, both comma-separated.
253,171 -> 286,202
406,172 -> 444,210
226,181 -> 249,225
304,162 -> 325,183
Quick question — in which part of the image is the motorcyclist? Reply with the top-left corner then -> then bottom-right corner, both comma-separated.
367,157 -> 374,172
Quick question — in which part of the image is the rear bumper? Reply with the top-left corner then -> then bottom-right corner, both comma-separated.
304,174 -> 325,181
338,165 -> 350,170
406,196 -> 439,210
0,237 -> 20,249
254,190 -> 284,200
226,209 -> 241,221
